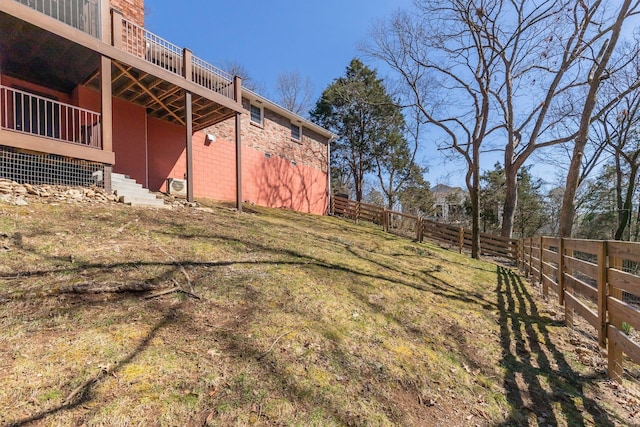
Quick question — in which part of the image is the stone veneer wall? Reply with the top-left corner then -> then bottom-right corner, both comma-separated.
110,0 -> 145,26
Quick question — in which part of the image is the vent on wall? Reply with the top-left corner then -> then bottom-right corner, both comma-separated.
167,178 -> 187,197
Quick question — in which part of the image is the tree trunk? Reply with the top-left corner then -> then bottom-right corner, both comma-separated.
614,165 -> 638,240
559,142 -> 584,238
558,0 -> 631,237
471,141 -> 481,259
501,163 -> 518,238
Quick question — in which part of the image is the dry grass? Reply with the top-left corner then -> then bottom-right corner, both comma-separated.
0,200 -> 638,426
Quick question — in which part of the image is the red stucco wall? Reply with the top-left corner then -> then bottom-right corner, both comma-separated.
1,78 -> 328,215
146,117 -> 184,192
242,146 -> 328,214
75,85 -> 148,187
159,131 -> 328,215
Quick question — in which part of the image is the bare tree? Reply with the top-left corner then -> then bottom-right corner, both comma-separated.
558,0 -> 640,237
366,0 -> 640,240
221,60 -> 264,93
366,2 -> 504,258
275,71 -> 314,115
595,74 -> 640,240
456,0 -> 640,238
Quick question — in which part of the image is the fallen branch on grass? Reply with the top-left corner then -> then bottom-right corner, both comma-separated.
257,330 -> 293,360
60,281 -> 162,294
156,244 -> 195,294
144,281 -> 200,300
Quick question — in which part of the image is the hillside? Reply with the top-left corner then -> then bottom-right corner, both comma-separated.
0,195 -> 638,426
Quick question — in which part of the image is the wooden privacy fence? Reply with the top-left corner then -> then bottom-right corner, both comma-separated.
521,237 -> 640,382
330,196 -> 518,260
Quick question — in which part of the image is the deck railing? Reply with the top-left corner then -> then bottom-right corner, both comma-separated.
191,55 -> 235,100
14,0 -> 100,37
15,2 -> 237,102
0,85 -> 102,149
121,17 -> 184,76
119,17 -> 236,101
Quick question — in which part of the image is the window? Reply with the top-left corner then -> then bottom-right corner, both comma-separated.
291,123 -> 301,142
250,104 -> 263,126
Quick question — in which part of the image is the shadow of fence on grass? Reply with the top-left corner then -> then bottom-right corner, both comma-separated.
495,266 -> 613,426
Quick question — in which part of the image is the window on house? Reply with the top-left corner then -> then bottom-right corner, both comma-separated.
250,104 -> 263,126
291,123 -> 301,142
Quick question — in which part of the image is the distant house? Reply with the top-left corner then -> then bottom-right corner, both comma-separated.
0,0 -> 333,214
431,184 -> 467,223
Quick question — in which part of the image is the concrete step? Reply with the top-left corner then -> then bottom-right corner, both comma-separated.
117,192 -> 162,203
128,202 -> 172,209
104,172 -> 166,208
122,196 -> 169,208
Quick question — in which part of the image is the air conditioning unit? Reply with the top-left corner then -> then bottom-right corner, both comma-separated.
167,178 -> 187,197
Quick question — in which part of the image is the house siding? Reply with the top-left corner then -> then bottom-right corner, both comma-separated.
208,99 -> 328,174
1,0 -> 331,215
67,87 -> 329,214
204,98 -> 329,214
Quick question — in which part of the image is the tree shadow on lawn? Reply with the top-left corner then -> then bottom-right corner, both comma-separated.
5,304 -> 183,427
495,266 -> 614,426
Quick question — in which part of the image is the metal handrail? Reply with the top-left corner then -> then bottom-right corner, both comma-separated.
192,55 -> 235,100
120,17 -> 235,100
14,0 -> 100,37
121,17 -> 184,76
0,85 -> 102,149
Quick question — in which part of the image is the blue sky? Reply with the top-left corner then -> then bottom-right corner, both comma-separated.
145,0 -> 499,187
143,2 -> 640,193
144,0 -> 412,102
144,0 -> 472,188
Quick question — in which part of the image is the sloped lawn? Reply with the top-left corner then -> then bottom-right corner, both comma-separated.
0,200 -> 638,426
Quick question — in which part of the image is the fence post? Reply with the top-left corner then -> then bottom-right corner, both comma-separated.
416,218 -> 424,243
330,196 -> 335,215
382,210 -> 388,232
607,244 -> 625,382
605,246 -> 625,382
608,332 -> 624,383
539,236 -> 547,296
528,237 -> 533,278
458,228 -> 464,254
609,253 -> 623,330
565,243 -> 574,327
597,241 -> 608,348
558,238 -> 565,306
355,202 -> 361,224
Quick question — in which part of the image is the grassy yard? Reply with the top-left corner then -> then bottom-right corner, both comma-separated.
0,199 -> 638,426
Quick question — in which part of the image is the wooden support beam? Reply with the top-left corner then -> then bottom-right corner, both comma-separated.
111,9 -> 123,49
235,111 -> 242,212
185,91 -> 194,203
101,56 -> 113,154
234,76 -> 243,213
113,62 -> 185,126
183,49 -> 193,81
101,0 -> 111,44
